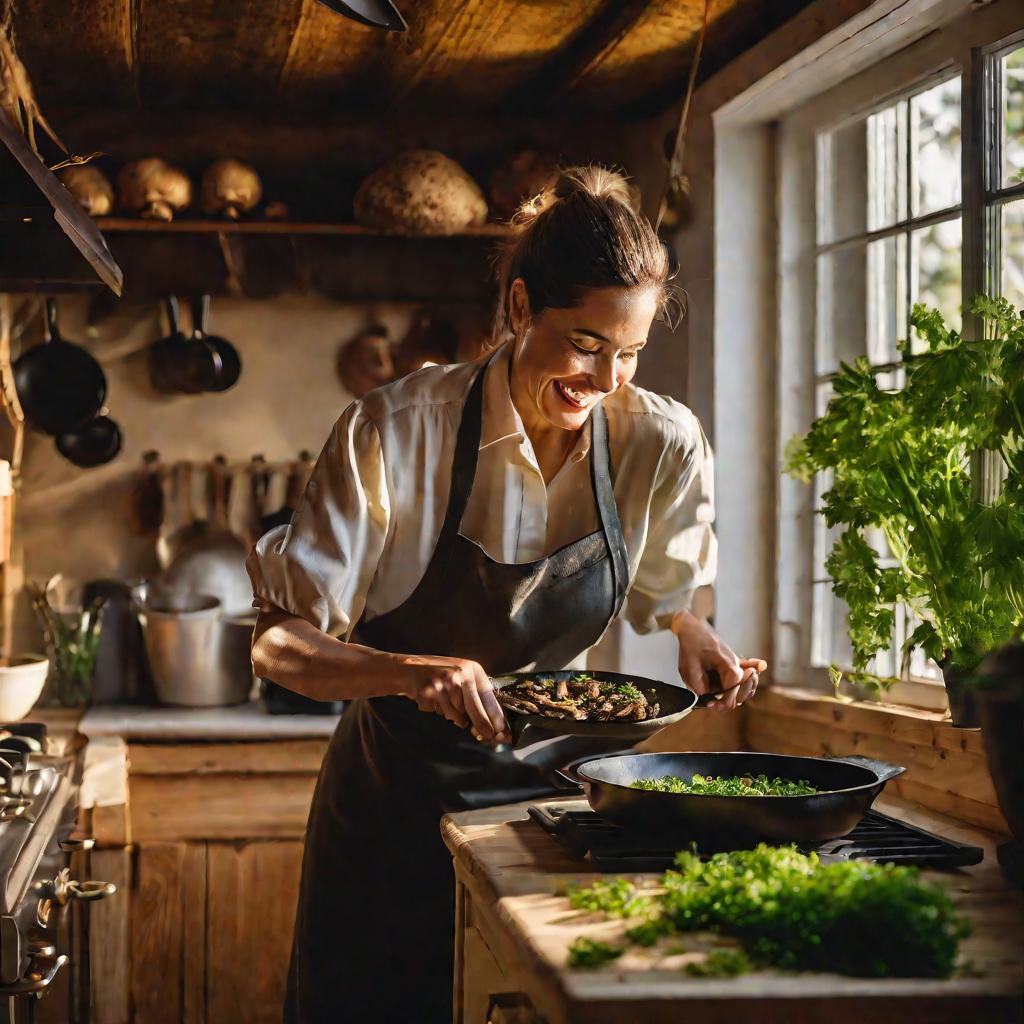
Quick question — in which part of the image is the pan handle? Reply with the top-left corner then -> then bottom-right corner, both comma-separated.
832,754 -> 906,782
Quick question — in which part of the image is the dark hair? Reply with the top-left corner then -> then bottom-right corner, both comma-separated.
492,164 -> 680,343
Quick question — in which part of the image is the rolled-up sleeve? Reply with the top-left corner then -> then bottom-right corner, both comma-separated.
246,401 -> 390,639
624,416 -> 717,634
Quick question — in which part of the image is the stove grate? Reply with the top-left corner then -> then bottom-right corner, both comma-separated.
527,804 -> 984,871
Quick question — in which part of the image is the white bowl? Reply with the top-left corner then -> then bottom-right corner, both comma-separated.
0,655 -> 49,721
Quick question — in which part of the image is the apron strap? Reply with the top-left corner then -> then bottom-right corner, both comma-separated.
589,402 -> 629,618
438,347 -> 630,620
435,351 -> 492,549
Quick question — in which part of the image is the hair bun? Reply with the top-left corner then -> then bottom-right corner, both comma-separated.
553,165 -> 640,213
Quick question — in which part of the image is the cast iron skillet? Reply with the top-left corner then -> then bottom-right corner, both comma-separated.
564,750 -> 906,849
490,670 -> 718,741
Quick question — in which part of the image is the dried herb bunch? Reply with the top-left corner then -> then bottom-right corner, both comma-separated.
26,575 -> 105,707
785,295 -> 1024,678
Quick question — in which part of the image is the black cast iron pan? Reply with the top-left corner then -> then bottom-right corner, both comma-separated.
490,670 -> 718,742
562,750 -> 906,849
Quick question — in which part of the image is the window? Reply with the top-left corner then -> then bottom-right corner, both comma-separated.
774,5 -> 1024,709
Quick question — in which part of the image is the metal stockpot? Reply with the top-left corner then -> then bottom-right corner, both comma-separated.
135,589 -> 254,707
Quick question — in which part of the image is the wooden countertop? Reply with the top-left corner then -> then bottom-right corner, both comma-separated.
78,701 -> 340,741
441,795 -> 1024,1024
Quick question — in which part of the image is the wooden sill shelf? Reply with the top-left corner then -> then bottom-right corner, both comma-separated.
745,686 -> 1008,834
94,217 -> 510,238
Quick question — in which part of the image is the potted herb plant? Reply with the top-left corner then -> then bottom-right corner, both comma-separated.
27,575 -> 106,708
784,296 -> 1024,727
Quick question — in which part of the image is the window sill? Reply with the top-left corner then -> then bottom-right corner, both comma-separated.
744,685 -> 1009,835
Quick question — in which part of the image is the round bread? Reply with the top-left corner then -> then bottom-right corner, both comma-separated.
353,149 -> 488,235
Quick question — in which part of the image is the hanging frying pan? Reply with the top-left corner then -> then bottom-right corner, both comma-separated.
55,415 -> 123,468
562,750 -> 906,849
192,295 -> 241,393
13,298 -> 107,436
315,0 -> 407,31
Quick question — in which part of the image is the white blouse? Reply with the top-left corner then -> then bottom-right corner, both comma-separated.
247,342 -> 716,647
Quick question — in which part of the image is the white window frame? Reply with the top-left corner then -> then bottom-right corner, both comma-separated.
772,1 -> 1024,710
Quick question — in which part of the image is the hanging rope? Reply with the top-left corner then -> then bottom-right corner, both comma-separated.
656,0 -> 713,233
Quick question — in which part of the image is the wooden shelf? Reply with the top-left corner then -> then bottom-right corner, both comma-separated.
94,218 -> 509,238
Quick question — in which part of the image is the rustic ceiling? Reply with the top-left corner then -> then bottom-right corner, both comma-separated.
12,0 -> 812,117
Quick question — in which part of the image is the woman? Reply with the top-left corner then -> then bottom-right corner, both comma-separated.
248,165 -> 765,1023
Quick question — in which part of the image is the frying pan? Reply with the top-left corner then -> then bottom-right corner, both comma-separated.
13,298 -> 107,435
192,295 -> 241,393
566,750 -> 906,849
491,670 -> 717,742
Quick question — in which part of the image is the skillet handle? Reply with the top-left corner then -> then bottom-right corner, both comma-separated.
833,754 -> 906,782
552,765 -> 583,788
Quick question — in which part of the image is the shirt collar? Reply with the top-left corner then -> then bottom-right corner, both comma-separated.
479,342 -> 591,465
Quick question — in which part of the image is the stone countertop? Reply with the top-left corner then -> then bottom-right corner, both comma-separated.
78,700 -> 341,741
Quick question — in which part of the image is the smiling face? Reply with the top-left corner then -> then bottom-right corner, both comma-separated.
507,277 -> 660,433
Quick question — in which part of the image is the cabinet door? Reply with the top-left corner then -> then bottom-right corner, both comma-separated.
131,843 -> 206,1024
205,841 -> 304,1024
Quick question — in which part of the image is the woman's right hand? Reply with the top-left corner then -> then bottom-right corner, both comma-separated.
391,653 -> 511,744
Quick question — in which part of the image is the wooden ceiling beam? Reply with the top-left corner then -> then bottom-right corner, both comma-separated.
503,0 -> 652,111
12,0 -> 139,110
134,0 -> 306,111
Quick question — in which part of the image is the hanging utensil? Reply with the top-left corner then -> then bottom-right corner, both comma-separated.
13,298 -> 107,435
54,414 -> 122,468
191,295 -> 241,393
147,297 -> 190,395
654,0 -> 712,235
130,450 -> 165,536
157,456 -> 252,616
315,0 -> 407,31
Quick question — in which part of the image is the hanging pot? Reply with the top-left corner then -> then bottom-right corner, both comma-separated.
192,295 -> 241,393
55,415 -> 123,468
148,296 -> 189,395
148,296 -> 221,395
13,299 -> 107,435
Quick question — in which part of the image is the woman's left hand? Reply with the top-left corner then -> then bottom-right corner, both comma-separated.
670,609 -> 767,713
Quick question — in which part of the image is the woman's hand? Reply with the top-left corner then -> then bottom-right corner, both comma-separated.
391,653 -> 511,743
670,610 -> 767,714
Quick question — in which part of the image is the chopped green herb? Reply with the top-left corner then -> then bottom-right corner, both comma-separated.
615,682 -> 645,702
631,774 -> 819,797
567,937 -> 624,968
567,844 -> 970,978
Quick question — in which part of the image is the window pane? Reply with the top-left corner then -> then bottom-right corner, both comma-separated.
867,101 -> 907,232
912,218 -> 962,330
817,247 -> 866,373
818,120 -> 869,243
866,234 -> 908,364
911,76 -> 961,217
1002,45 -> 1024,189
812,583 -> 900,677
1002,198 -> 1024,310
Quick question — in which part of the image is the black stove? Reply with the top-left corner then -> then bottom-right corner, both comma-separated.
528,801 -> 985,871
0,723 -> 115,1024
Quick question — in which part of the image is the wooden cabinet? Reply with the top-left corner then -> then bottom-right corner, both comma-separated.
84,738 -> 326,1024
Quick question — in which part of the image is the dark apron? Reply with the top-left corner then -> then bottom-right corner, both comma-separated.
284,354 -> 630,1024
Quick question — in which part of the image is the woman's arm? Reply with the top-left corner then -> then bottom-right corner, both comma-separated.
252,607 -> 510,742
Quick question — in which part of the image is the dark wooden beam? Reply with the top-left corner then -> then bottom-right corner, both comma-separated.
622,0 -> 817,117
503,0 -> 651,111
